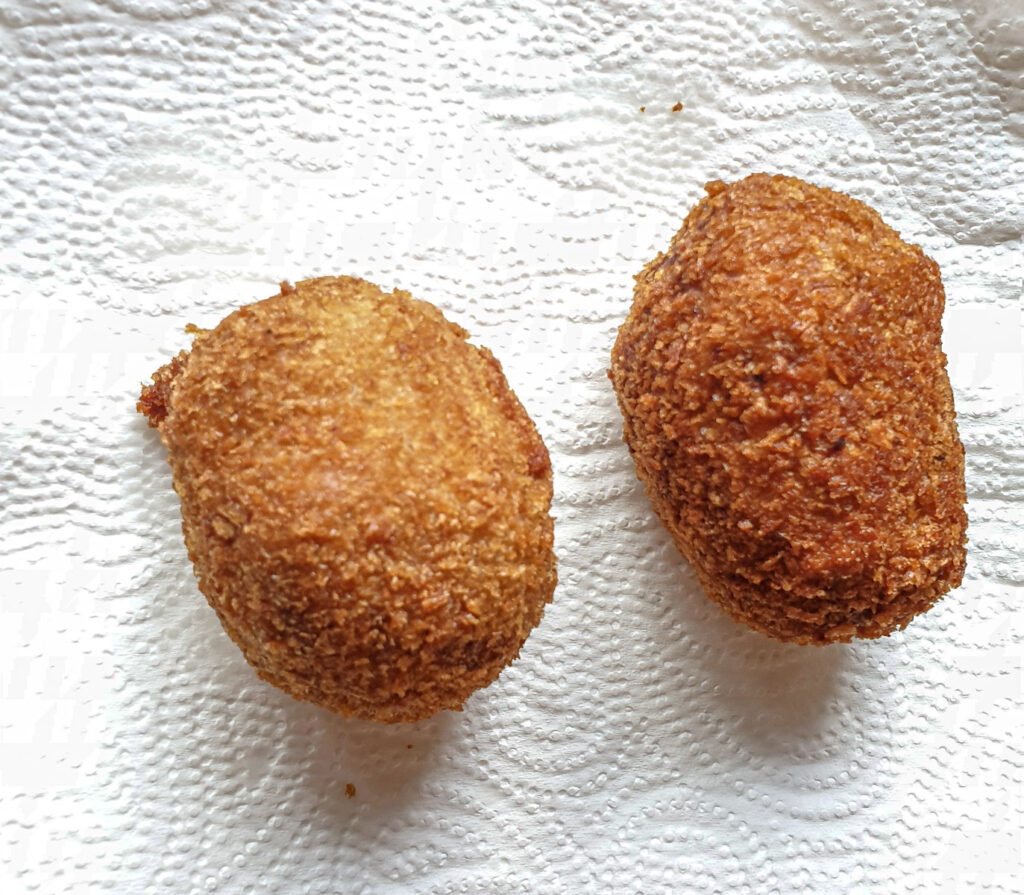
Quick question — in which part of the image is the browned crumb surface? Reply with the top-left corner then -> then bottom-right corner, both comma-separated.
610,174 -> 967,644
671,101 -> 682,112
138,351 -> 187,427
139,276 -> 556,721
345,783 -> 356,799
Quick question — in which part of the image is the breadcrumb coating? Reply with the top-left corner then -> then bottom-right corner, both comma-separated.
140,277 -> 556,721
610,174 -> 967,643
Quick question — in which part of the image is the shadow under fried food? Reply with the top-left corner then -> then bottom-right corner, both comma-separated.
698,632 -> 851,761
269,705 -> 461,824
646,534 -> 850,754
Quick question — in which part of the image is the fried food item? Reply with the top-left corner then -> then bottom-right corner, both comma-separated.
139,276 -> 556,721
610,174 -> 967,644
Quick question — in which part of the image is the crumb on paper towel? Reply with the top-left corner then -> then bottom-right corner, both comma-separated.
639,106 -> 645,112
345,783 -> 356,799
671,101 -> 682,112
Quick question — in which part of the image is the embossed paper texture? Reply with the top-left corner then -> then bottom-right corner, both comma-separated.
2,0 -> 1021,892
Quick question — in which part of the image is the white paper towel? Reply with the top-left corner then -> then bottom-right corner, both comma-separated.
2,0 -> 1021,893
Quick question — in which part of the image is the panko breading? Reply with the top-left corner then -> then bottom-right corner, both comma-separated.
610,174 -> 967,644
140,276 -> 556,721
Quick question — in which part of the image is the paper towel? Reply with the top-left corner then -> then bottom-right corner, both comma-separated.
1,0 -> 1021,892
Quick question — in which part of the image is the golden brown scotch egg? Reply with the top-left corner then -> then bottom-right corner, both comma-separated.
610,174 -> 967,644
140,276 -> 556,721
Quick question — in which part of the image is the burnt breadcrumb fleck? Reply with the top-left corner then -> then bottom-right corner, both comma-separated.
610,174 -> 967,644
139,276 -> 556,721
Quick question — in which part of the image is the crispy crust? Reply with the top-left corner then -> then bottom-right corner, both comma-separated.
140,276 -> 556,721
610,174 -> 967,644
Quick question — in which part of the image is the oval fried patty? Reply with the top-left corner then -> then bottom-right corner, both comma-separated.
140,276 -> 556,721
610,174 -> 967,643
